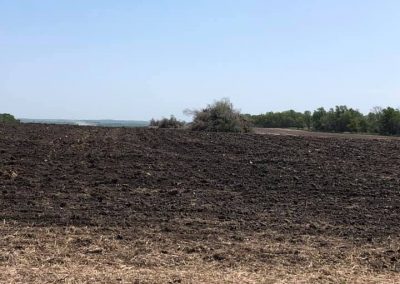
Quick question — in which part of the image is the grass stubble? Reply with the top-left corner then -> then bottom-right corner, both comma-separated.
1,220 -> 399,284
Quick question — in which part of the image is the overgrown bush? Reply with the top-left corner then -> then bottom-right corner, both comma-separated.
149,115 -> 185,128
0,113 -> 19,124
186,98 -> 251,133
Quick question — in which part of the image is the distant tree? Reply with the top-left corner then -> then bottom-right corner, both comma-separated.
250,110 -> 305,129
378,107 -> 400,135
366,107 -> 383,133
333,106 -> 365,132
186,98 -> 251,133
311,106 -> 366,133
333,105 -> 349,132
0,113 -> 19,124
304,111 -> 312,130
348,111 -> 368,133
311,107 -> 327,131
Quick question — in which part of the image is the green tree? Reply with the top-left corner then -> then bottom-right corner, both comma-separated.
304,111 -> 312,130
249,110 -> 305,129
366,107 -> 383,133
0,113 -> 20,124
378,107 -> 400,135
311,107 -> 327,131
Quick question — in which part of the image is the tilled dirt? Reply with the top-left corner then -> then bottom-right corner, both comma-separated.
1,123 -> 400,283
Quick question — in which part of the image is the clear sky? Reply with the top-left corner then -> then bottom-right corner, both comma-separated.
1,0 -> 399,120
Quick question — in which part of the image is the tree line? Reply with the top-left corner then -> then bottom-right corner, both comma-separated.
4,100 -> 400,136
247,106 -> 400,135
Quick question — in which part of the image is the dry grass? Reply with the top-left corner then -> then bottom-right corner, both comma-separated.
253,128 -> 400,140
1,221 -> 399,283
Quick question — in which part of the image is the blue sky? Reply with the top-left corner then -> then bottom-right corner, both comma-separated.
1,0 -> 399,120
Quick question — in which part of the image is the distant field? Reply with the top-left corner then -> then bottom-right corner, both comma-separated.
1,124 -> 400,283
20,118 -> 149,127
254,127 -> 400,140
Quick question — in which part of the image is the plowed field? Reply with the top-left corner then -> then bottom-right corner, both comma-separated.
1,124 -> 399,283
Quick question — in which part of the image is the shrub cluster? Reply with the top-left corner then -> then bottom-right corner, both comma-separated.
149,115 -> 185,129
0,113 -> 19,124
186,98 -> 251,133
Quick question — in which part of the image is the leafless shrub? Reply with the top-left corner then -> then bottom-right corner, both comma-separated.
185,98 -> 251,133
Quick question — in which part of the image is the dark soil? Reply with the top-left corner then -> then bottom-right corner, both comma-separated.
1,123 -> 400,277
